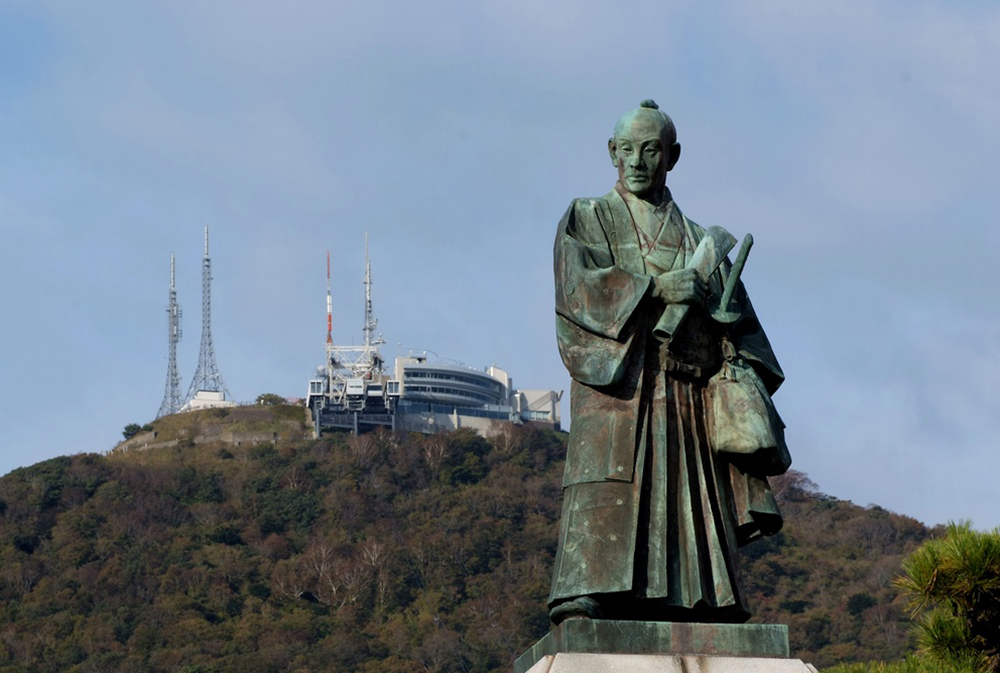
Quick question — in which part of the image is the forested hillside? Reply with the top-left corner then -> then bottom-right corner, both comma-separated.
0,413 -> 933,672
743,473 -> 931,666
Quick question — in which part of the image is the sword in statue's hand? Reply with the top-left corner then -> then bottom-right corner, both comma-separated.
709,233 -> 753,324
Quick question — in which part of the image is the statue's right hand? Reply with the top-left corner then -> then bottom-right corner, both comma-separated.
652,269 -> 707,305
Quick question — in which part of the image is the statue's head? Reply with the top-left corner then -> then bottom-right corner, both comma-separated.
608,100 -> 681,200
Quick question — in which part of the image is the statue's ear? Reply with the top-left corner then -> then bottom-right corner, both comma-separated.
666,142 -> 681,171
608,138 -> 619,167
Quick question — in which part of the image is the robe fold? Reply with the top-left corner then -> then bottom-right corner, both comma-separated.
549,187 -> 789,621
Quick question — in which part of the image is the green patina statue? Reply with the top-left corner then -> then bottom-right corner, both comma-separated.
549,100 -> 791,625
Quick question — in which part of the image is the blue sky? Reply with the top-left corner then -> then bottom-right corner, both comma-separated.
1,0 -> 998,529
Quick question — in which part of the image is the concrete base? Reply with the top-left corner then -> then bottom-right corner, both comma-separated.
524,653 -> 819,672
514,620 -> 791,673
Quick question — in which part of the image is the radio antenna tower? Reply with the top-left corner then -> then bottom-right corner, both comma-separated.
362,232 -> 381,349
186,226 -> 231,402
316,236 -> 385,411
156,253 -> 183,418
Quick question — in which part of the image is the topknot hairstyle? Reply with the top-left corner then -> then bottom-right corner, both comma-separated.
613,100 -> 677,145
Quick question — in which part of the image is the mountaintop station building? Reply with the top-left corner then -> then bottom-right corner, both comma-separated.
307,353 -> 561,437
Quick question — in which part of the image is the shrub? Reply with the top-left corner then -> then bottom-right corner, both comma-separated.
895,521 -> 1000,672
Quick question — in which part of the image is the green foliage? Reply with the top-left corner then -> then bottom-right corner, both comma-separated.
0,429 -> 936,673
255,393 -> 286,406
740,471 -> 934,669
895,521 -> 1000,672
847,593 -> 878,616
256,487 -> 321,534
175,467 -> 225,504
826,653 -> 978,673
0,425 -> 567,673
120,422 -> 154,441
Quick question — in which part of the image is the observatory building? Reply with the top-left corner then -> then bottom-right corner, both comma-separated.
306,241 -> 561,437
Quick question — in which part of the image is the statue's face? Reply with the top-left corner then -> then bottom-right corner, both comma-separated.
609,114 -> 674,198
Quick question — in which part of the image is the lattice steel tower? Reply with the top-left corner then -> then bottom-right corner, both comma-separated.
186,226 -> 231,402
156,253 -> 183,418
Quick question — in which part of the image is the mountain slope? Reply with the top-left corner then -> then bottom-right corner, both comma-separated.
0,421 -> 932,672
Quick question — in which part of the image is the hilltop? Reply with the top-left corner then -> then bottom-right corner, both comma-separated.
113,404 -> 313,454
0,420 -> 933,672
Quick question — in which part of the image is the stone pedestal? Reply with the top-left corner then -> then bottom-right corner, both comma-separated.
523,652 -> 818,672
514,621 -> 816,673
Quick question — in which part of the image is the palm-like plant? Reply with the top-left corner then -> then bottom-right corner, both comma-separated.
895,521 -> 1000,673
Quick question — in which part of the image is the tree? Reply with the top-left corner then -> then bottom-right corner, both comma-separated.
256,393 -> 286,406
895,521 -> 1000,672
122,423 -> 142,440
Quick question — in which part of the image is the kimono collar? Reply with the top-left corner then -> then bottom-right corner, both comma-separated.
614,182 -> 679,258
614,181 -> 674,215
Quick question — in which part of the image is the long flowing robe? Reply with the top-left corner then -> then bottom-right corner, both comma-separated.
548,186 -> 788,621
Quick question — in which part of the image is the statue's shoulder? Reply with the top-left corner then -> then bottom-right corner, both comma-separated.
558,193 -> 619,245
563,190 -> 618,225
567,190 -> 615,211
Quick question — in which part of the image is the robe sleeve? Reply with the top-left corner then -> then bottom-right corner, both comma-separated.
730,282 -> 785,395
708,252 -> 784,395
553,199 -> 652,386
681,217 -> 785,396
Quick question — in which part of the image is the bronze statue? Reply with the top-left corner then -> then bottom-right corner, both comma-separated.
549,100 -> 791,625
